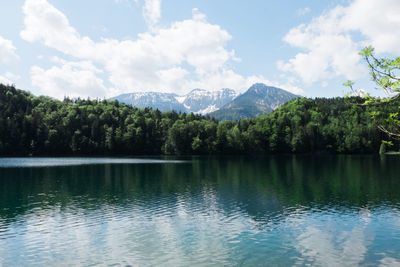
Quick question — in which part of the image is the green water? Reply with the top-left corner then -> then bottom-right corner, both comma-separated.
0,155 -> 399,266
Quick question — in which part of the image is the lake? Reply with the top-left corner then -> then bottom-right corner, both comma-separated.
0,155 -> 399,266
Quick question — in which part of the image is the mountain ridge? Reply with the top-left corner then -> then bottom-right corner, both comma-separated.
111,88 -> 238,114
110,83 -> 299,119
209,83 -> 300,120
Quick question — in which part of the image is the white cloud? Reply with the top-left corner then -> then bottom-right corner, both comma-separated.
341,0 -> 400,55
279,0 -> 400,85
30,60 -> 109,99
20,0 -> 95,58
0,72 -> 20,85
21,0 -> 298,98
0,36 -> 19,64
143,0 -> 162,27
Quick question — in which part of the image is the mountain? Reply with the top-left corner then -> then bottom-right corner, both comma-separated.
110,92 -> 187,113
182,88 -> 238,114
110,83 -> 298,119
111,88 -> 237,114
209,83 -> 300,120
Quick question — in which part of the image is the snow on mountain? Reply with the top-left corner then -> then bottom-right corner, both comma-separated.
110,84 -> 296,119
110,92 -> 187,112
181,88 -> 238,114
348,89 -> 368,97
197,104 -> 218,114
111,88 -> 238,114
175,96 -> 186,104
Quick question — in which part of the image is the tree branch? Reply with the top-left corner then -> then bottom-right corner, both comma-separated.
378,125 -> 400,140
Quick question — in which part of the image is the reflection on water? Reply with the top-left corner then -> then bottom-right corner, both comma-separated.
0,157 -> 185,167
0,155 -> 399,266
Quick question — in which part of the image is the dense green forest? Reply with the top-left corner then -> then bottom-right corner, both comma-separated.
0,83 -> 398,155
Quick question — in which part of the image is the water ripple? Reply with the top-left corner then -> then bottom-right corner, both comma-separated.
0,157 -> 186,168
1,156 -> 400,266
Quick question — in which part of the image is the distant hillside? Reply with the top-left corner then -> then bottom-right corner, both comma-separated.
209,83 -> 299,120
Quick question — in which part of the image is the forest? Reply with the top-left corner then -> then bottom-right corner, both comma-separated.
0,83 -> 398,156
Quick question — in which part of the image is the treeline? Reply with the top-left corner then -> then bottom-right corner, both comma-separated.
0,84 -> 398,155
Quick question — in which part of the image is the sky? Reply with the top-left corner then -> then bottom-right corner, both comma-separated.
0,0 -> 400,99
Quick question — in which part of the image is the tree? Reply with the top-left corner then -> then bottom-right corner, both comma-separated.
0,82 -> 397,156
345,46 -> 400,140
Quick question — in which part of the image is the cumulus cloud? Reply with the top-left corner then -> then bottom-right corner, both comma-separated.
21,0 -> 293,97
341,0 -> 400,55
0,36 -> 19,64
20,0 -> 95,58
30,59 -> 109,99
279,0 -> 400,85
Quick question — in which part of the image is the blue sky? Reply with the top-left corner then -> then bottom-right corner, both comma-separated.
0,0 -> 399,99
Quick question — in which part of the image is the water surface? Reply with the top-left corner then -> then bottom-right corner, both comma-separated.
0,155 -> 399,266
0,157 -> 184,167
